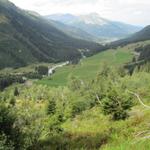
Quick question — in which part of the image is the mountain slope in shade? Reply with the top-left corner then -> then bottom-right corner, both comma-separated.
110,25 -> 150,47
0,0 -> 103,69
45,13 -> 142,39
129,25 -> 150,42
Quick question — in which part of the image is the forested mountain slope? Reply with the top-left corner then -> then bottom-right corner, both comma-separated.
0,0 -> 103,69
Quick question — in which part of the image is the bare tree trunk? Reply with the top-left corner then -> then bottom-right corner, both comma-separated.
127,90 -> 150,109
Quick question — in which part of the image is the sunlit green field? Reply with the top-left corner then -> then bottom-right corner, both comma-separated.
37,46 -> 133,87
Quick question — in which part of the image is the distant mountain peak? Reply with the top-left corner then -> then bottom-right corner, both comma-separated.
77,13 -> 108,25
80,13 -> 102,18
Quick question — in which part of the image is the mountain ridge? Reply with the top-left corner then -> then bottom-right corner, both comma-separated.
45,13 -> 142,39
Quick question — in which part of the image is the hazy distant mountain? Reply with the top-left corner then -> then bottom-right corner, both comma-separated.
48,14 -> 77,24
45,13 -> 142,40
0,0 -> 103,69
49,20 -> 97,42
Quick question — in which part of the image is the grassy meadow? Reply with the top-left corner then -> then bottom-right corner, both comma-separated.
37,45 -> 134,87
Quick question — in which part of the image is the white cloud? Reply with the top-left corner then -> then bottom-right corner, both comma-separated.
9,0 -> 150,26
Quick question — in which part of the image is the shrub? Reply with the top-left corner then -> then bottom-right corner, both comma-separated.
14,87 -> 19,96
71,100 -> 88,117
47,99 -> 56,116
35,66 -> 48,76
68,75 -> 82,91
48,115 -> 63,135
0,102 -> 22,149
0,134 -> 14,150
102,88 -> 133,120
9,97 -> 16,106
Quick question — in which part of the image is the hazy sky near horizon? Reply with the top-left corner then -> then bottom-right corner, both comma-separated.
10,0 -> 150,26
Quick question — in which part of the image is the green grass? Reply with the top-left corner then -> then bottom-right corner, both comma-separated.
37,47 -> 133,87
61,105 -> 150,150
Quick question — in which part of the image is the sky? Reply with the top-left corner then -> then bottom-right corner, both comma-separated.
9,0 -> 150,26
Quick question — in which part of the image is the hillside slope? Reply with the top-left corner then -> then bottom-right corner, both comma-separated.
111,25 -> 150,47
0,0 -> 103,69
